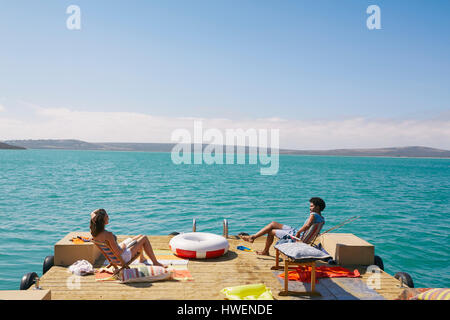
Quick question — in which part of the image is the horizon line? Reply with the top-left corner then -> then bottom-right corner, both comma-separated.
3,138 -> 450,152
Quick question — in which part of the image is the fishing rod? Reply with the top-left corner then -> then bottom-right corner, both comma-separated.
319,215 -> 361,236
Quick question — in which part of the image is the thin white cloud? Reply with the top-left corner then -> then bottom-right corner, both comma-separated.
0,106 -> 449,150
0,104 -> 5,112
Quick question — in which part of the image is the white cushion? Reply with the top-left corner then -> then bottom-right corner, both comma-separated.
274,242 -> 331,261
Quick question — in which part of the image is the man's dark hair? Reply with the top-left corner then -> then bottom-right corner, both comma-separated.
310,197 -> 326,212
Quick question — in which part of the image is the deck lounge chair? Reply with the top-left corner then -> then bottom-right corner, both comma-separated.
271,222 -> 325,296
298,221 -> 324,246
91,239 -> 140,276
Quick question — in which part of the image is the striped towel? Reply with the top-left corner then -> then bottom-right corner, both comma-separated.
411,288 -> 450,300
120,265 -> 171,283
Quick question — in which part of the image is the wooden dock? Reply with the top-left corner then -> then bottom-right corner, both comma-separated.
31,235 -> 407,300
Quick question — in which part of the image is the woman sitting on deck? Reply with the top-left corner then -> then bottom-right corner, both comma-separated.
240,197 -> 326,256
90,208 -> 166,267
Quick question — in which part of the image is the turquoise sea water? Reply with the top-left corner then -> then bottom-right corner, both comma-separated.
0,149 -> 449,290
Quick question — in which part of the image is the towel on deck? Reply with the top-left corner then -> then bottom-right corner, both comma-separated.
153,250 -> 193,281
70,236 -> 91,244
278,266 -> 361,283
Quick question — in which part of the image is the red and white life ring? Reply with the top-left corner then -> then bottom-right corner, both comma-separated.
169,232 -> 229,259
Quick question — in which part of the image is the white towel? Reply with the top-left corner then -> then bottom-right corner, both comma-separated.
68,260 -> 94,276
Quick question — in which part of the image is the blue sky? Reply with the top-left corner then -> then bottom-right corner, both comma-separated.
0,1 -> 449,148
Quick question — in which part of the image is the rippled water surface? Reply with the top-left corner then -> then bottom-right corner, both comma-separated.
0,150 -> 449,289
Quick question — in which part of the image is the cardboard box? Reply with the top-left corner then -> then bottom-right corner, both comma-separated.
318,233 -> 374,266
54,232 -> 102,266
0,290 -> 51,300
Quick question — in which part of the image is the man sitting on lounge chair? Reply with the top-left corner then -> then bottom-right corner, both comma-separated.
240,197 -> 326,256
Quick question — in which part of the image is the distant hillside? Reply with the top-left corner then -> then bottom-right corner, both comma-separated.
0,142 -> 26,150
4,140 -> 450,158
281,146 -> 450,158
4,140 -> 174,151
4,139 -> 105,150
